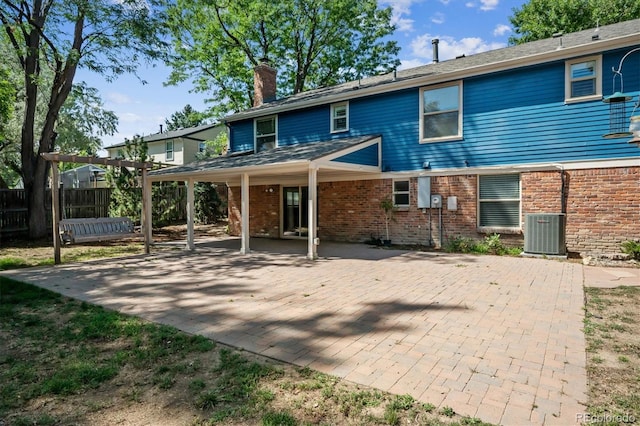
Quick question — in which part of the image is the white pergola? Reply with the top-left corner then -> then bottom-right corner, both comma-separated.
147,136 -> 382,260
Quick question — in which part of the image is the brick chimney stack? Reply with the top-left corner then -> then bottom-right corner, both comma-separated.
253,59 -> 277,107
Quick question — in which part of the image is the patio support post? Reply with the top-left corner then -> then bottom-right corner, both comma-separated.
186,177 -> 195,250
240,172 -> 250,254
307,165 -> 318,260
142,168 -> 152,254
51,161 -> 61,265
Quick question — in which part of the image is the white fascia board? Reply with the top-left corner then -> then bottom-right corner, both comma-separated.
317,137 -> 381,162
224,34 -> 639,123
313,160 -> 381,172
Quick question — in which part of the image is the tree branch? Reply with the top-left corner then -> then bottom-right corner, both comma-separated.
214,3 -> 257,65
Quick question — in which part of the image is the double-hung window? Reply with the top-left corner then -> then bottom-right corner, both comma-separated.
255,116 -> 277,152
565,55 -> 601,102
165,141 -> 174,161
331,102 -> 349,133
420,82 -> 462,142
478,174 -> 520,229
393,180 -> 410,207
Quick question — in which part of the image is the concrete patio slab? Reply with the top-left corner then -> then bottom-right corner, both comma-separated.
3,238 -> 592,425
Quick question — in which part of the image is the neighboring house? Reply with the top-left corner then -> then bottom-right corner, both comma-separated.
60,165 -> 108,189
149,20 -> 640,259
106,123 -> 224,165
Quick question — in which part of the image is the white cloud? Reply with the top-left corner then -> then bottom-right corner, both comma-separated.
106,92 -> 133,105
410,33 -> 506,62
118,112 -> 143,123
480,0 -> 499,11
398,58 -> 427,70
493,24 -> 511,36
439,0 -> 451,4
393,16 -> 415,32
379,0 -> 422,32
465,0 -> 498,10
431,12 -> 445,24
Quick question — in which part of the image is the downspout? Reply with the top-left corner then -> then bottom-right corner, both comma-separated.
560,168 -> 567,214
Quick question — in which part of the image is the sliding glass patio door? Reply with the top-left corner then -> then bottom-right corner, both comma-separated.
282,186 -> 309,238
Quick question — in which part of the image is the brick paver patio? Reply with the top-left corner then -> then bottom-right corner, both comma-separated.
3,237 -> 601,425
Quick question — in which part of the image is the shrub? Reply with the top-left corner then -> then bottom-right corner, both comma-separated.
482,233 -> 507,255
444,236 -> 476,253
621,240 -> 640,260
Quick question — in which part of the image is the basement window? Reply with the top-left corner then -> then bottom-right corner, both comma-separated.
478,174 -> 520,230
393,179 -> 410,207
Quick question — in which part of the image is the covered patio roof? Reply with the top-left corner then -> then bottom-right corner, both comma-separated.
148,134 -> 382,185
146,135 -> 382,260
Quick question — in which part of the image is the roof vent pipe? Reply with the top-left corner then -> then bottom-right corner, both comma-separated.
432,39 -> 439,63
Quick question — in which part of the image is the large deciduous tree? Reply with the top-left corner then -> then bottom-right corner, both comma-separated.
509,0 -> 640,44
0,0 -> 167,238
165,0 -> 400,116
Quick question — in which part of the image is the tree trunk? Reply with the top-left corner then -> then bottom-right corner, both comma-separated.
27,152 -> 51,238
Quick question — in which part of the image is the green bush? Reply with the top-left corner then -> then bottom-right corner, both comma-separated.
445,234 -> 521,256
195,182 -> 225,224
621,240 -> 640,260
482,233 -> 507,255
444,236 -> 476,253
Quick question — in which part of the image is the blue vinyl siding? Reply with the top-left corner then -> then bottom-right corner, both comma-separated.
229,47 -> 639,170
230,120 -> 255,152
332,144 -> 379,166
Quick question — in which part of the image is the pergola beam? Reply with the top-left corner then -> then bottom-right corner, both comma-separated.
41,152 -> 153,169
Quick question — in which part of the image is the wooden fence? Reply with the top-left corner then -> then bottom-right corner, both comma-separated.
0,188 -> 112,237
0,186 -> 191,237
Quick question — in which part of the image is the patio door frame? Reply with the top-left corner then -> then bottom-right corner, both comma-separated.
280,184 -> 318,240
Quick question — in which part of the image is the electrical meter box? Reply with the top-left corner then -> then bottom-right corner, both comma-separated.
431,194 -> 442,208
417,176 -> 431,208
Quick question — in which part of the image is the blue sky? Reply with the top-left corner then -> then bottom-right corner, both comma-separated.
78,0 -> 527,149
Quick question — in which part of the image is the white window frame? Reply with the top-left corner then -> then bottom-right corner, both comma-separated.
330,102 -> 349,133
565,55 -> 602,103
477,174 -> 521,232
165,140 -> 174,161
254,115 -> 278,152
393,179 -> 410,208
419,81 -> 463,143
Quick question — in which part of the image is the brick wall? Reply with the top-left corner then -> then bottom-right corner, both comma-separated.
227,185 -> 280,237
226,166 -> 640,256
564,167 -> 640,256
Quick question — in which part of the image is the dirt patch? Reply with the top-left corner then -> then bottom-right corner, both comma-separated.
584,286 -> 640,423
